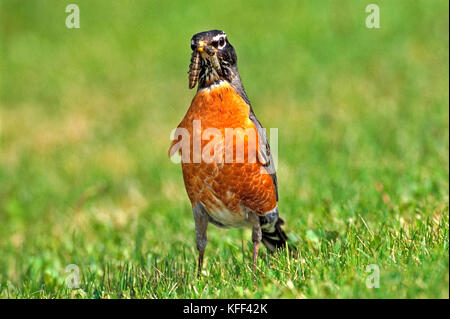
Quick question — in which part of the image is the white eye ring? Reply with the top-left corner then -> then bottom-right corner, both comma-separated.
218,36 -> 226,49
212,33 -> 227,49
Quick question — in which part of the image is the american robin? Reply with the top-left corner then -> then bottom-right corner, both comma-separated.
169,30 -> 289,273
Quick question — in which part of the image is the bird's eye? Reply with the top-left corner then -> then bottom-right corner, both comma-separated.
190,40 -> 196,50
218,37 -> 225,48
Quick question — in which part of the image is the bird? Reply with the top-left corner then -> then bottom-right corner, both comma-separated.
169,30 -> 290,273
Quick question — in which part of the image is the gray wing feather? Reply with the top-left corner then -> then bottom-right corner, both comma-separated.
248,108 -> 279,202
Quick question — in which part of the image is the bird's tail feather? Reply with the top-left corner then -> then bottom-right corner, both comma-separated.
261,218 -> 289,253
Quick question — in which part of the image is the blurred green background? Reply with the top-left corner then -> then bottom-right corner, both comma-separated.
0,0 -> 448,298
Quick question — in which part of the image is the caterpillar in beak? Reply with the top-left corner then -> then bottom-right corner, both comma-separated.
210,53 -> 222,77
188,50 -> 201,89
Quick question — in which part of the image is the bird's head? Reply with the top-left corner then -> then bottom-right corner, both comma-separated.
188,30 -> 238,90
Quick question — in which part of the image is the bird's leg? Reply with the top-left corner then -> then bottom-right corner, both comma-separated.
198,249 -> 205,274
253,240 -> 259,270
248,212 -> 262,271
193,203 -> 209,276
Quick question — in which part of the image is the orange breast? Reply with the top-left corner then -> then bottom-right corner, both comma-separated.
171,82 -> 277,226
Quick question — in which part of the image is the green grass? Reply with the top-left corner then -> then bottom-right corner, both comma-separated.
0,0 -> 448,298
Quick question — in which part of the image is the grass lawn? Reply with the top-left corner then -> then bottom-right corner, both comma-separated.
0,0 -> 448,298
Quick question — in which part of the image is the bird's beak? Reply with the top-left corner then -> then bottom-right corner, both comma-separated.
197,41 -> 205,53
196,41 -> 216,56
